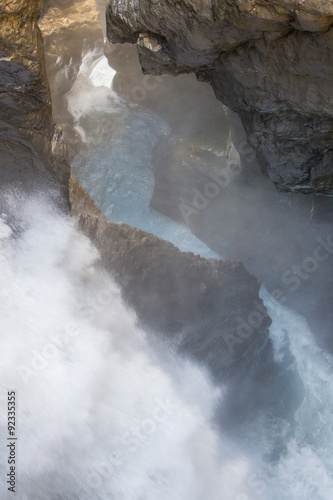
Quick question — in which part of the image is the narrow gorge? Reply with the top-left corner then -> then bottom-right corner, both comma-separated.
0,1 -> 332,499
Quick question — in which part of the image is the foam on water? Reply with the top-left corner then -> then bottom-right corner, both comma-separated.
89,55 -> 116,88
66,51 -> 124,142
258,289 -> 333,500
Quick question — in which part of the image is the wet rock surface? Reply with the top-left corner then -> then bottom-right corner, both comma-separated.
106,0 -> 333,194
0,0 -> 69,197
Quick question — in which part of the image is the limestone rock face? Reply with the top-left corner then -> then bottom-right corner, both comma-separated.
106,0 -> 333,194
0,0 -> 69,196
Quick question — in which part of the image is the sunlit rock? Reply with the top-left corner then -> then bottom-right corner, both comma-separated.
0,0 -> 69,196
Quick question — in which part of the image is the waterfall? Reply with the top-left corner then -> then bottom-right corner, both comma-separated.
66,50 -> 333,499
1,44 -> 332,500
0,191 -> 263,500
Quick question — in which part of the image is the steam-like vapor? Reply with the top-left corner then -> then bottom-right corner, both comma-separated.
1,187 -> 333,499
0,192 -> 263,500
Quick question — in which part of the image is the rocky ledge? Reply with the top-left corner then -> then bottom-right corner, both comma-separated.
70,176 -> 272,382
106,0 -> 333,194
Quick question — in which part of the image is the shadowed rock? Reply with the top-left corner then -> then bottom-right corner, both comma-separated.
106,0 -> 333,194
70,175 -> 272,381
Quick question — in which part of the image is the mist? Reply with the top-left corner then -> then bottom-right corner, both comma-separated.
1,2 -> 332,499
0,191 -> 268,500
63,42 -> 333,355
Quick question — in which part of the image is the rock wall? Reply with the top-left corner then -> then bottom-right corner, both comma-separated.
70,175 -> 272,382
0,0 -> 69,197
150,129 -> 333,351
0,0 -> 273,380
40,0 -> 104,157
106,0 -> 333,194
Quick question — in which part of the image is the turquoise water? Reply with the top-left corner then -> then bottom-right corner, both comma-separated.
67,52 -> 333,499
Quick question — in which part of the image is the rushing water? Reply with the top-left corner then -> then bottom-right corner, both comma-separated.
0,192 -> 266,500
1,51 -> 333,499
69,51 -> 333,499
256,289 -> 333,499
1,191 -> 333,499
69,52 -> 220,259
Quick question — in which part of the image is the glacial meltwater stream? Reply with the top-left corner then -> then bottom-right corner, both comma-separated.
69,53 -> 220,259
1,52 -> 333,500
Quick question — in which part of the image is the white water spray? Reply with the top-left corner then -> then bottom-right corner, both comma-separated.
0,192 -> 261,500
